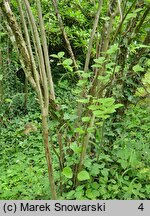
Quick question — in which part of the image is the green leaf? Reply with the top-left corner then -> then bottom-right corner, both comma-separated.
66,190 -> 75,199
92,110 -> 102,116
5,98 -> 12,103
92,57 -> 105,68
95,97 -> 115,106
101,168 -> 109,177
70,143 -> 81,153
134,8 -> 143,13
64,65 -> 73,72
75,127 -> 85,134
114,103 -> 123,109
76,185 -> 85,192
86,189 -> 99,199
94,57 -> 105,64
77,98 -> 89,104
99,155 -> 113,162
135,44 -> 150,49
62,167 -> 73,179
74,190 -> 83,199
106,62 -> 115,69
82,117 -> 91,122
87,127 -> 95,133
77,79 -> 87,86
58,52 -> 65,58
106,44 -> 118,54
91,182 -> 99,189
88,105 -> 100,111
80,72 -> 91,78
0,74 -> 3,81
86,189 -> 94,199
90,164 -> 100,176
83,158 -> 92,168
76,70 -> 84,74
92,64 -> 103,68
63,113 -> 70,120
63,58 -> 73,66
50,54 -> 59,58
133,65 -> 144,72
101,16 -> 110,21
98,75 -> 110,83
118,159 -> 128,169
77,170 -> 90,181
126,13 -> 137,20
93,110 -> 110,119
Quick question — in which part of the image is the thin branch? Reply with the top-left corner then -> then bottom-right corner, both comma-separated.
36,0 -> 55,100
52,0 -> 78,71
134,6 -> 150,33
76,0 -> 103,127
23,0 -> 49,110
117,0 -> 123,21
17,0 -> 44,108
111,0 -> 136,44
84,0 -> 103,72
77,114 -> 95,172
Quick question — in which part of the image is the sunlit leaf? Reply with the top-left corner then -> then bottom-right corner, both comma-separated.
63,58 -> 73,66
82,117 -> 91,122
0,74 -> 3,81
77,170 -> 90,181
58,52 -> 65,58
62,167 -> 73,179
77,98 -> 89,104
133,65 -> 144,72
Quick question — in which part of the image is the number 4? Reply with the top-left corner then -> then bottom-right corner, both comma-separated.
138,203 -> 144,211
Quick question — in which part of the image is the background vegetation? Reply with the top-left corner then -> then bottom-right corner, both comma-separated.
0,0 -> 150,200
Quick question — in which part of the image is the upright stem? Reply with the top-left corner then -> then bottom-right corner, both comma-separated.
17,0 -> 44,107
111,0 -> 136,44
36,0 -> 55,100
84,0 -> 103,72
41,111 -> 57,200
24,0 -> 49,108
76,0 -> 103,126
77,114 -> 95,172
24,77 -> 28,110
1,0 -> 57,199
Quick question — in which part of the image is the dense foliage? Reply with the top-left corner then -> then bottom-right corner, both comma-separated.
0,0 -> 150,200
0,92 -> 150,199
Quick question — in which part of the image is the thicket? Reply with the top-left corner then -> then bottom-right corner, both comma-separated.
0,0 -> 150,200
